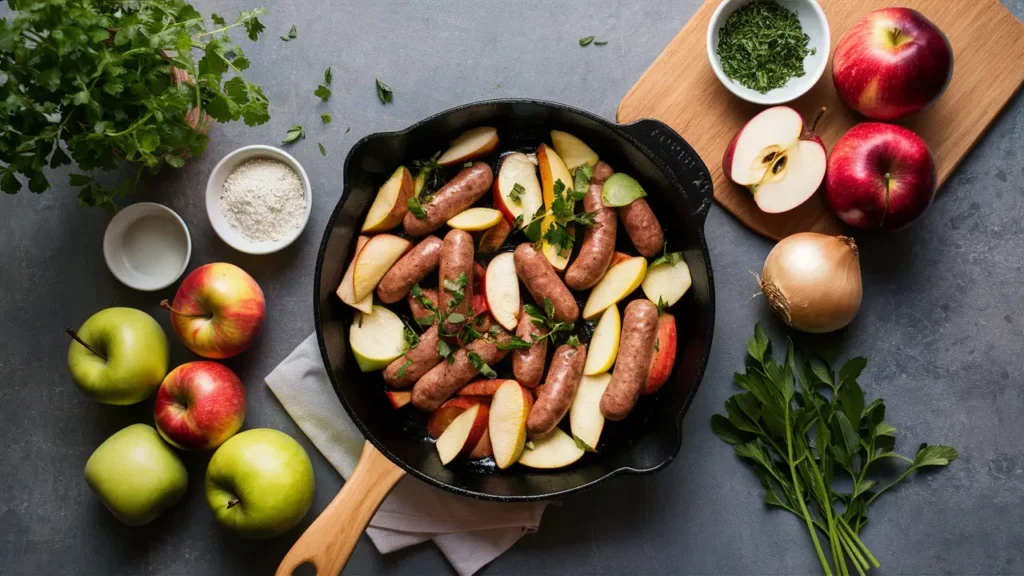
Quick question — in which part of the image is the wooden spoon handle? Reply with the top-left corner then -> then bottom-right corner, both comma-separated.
276,440 -> 405,576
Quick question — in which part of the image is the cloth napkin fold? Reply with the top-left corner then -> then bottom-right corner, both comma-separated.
265,333 -> 547,576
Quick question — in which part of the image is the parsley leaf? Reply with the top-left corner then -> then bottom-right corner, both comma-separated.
376,79 -> 393,104
543,297 -> 556,321
579,36 -> 595,46
324,67 -> 333,85
410,284 -> 437,312
395,359 -> 412,379
468,352 -> 497,379
403,323 -> 420,349
495,336 -> 533,350
513,214 -> 524,229
282,125 -> 305,144
508,183 -> 525,205
407,195 -> 428,220
319,143 -> 327,156
321,113 -> 332,124
436,339 -> 453,362
594,40 -> 609,46
657,296 -> 668,315
314,85 -> 332,101
523,205 -> 547,242
443,272 -> 468,304
651,241 -> 684,268
447,313 -> 466,325
541,224 -> 575,257
281,24 -> 297,41
573,164 -> 593,199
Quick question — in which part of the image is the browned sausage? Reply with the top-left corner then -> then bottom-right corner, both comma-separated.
513,243 -> 578,323
408,288 -> 439,323
564,162 -> 617,290
383,325 -> 442,388
600,300 -> 658,420
526,343 -> 586,437
476,217 -> 512,254
377,236 -> 443,304
411,335 -> 510,411
439,229 -> 475,334
403,162 -> 493,237
618,199 -> 664,258
512,309 -> 547,388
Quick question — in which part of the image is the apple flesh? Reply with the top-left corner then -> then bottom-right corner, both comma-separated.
447,207 -> 503,231
385,390 -> 412,409
517,427 -> 585,469
826,122 -> 936,230
551,130 -> 599,171
833,8 -> 953,121
570,373 -> 611,451
336,236 -> 373,313
350,305 -> 407,372
438,127 -> 499,166
583,305 -> 620,376
154,361 -> 246,451
351,234 -> 412,301
436,403 -> 489,465
723,106 -> 827,214
643,313 -> 677,395
488,380 -> 533,469
582,256 -> 647,320
361,166 -> 413,233
493,152 -> 543,227
427,397 -> 487,439
483,252 -> 520,331
642,254 -> 692,308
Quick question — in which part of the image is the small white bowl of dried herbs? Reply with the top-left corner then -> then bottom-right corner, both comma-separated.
707,0 -> 830,105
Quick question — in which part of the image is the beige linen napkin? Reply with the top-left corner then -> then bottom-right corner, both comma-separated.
265,333 -> 547,576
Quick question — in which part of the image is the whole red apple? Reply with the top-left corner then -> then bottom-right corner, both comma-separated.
832,8 -> 953,121
161,263 -> 265,359
826,123 -> 936,231
154,361 -> 246,451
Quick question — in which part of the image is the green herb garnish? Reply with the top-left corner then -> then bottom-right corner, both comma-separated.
715,0 -> 816,94
495,335 -> 533,350
282,124 -> 305,144
321,113 -> 332,124
324,67 -> 333,85
468,352 -> 497,379
573,435 -> 597,452
508,183 -> 525,205
579,36 -> 595,46
314,85 -> 331,101
407,195 -> 428,220
523,298 -> 576,345
395,359 -> 412,379
281,24 -> 297,41
436,339 -> 453,362
410,284 -> 437,312
319,143 -> 326,156
594,40 -> 608,46
376,79 -> 393,104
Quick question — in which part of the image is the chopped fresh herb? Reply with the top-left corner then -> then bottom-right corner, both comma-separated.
407,195 -> 428,220
579,36 -> 595,46
324,67 -> 333,86
411,284 -> 437,311
513,214 -> 524,229
508,183 -> 526,205
495,336 -> 533,350
346,127 -> 351,134
468,352 -> 497,379
282,124 -> 305,144
314,84 -> 332,101
447,313 -> 466,325
415,315 -> 436,326
403,323 -> 420,349
523,298 -> 576,345
654,337 -> 660,352
541,224 -> 575,257
651,251 -> 684,268
281,24 -> 297,41
463,161 -> 473,168
566,335 -> 581,347
523,205 -> 547,241
321,113 -> 332,124
395,359 -> 412,379
488,325 -> 501,336
443,272 -> 468,304
376,79 -> 393,104
573,435 -> 597,452
594,40 -> 609,46
715,0 -> 816,94
436,339 -> 453,361
460,325 -> 484,344
524,304 -> 546,322
573,164 -> 594,198
657,296 -> 668,315
319,143 -> 327,156
543,297 -> 556,321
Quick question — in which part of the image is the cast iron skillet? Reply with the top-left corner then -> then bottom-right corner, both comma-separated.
277,100 -> 715,575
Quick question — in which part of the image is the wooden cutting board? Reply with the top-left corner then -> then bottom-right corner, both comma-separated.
618,0 -> 1024,240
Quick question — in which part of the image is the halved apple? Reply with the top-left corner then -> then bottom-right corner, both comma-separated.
489,380 -> 533,469
517,427 -> 585,469
583,305 -> 620,375
642,254 -> 692,308
458,379 -> 511,397
336,235 -> 373,313
385,390 -> 412,409
447,207 -> 502,231
427,397 -> 485,439
437,127 -> 499,166
352,234 -> 412,301
644,313 -> 677,395
362,166 -> 414,233
582,257 -> 648,320
551,130 -> 599,171
493,152 -> 543,227
722,106 -> 827,214
570,373 -> 612,450
477,217 -> 511,254
484,252 -> 520,331
436,403 -> 489,465
350,305 -> 406,372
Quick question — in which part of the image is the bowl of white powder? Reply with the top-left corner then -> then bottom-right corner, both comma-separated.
206,145 -> 312,254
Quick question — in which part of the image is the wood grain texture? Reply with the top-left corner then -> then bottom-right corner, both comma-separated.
618,0 -> 1024,240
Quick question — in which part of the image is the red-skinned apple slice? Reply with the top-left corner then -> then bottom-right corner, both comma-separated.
361,166 -> 413,233
484,252 -> 520,331
723,106 -> 827,214
385,390 -> 412,409
437,127 -> 499,166
427,397 -> 485,439
436,403 -> 489,465
493,152 -> 543,226
336,235 -> 373,313
352,234 -> 412,301
643,313 -> 677,395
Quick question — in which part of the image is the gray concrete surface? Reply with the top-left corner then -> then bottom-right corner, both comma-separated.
2,1 -> 1023,574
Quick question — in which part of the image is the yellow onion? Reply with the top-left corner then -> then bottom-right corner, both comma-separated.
760,233 -> 862,333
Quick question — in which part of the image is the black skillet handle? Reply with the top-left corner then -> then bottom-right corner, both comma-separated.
619,118 -> 714,226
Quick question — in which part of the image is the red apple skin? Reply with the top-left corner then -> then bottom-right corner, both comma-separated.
427,397 -> 488,439
167,263 -> 265,359
385,390 -> 412,409
154,361 -> 246,451
832,8 -> 953,121
643,314 -> 678,395
826,123 -> 936,231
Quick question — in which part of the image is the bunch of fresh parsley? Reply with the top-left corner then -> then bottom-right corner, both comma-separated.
713,325 -> 958,576
0,0 -> 270,210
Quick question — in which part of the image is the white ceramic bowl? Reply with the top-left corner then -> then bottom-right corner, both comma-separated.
707,0 -> 830,105
206,145 -> 312,255
103,202 -> 192,291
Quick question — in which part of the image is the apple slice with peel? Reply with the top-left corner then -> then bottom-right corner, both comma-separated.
489,380 -> 533,469
610,251 -> 632,268
484,252 -> 520,331
723,106 -> 827,214
352,234 -> 412,301
350,306 -> 406,372
644,313 -> 677,395
570,373 -> 612,450
537,144 -> 575,270
438,127 -> 499,166
518,427 -> 585,469
362,166 -> 413,232
385,390 -> 412,409
642,254 -> 692,308
493,153 -> 543,227
584,305 -> 620,375
582,257 -> 648,320
551,130 -> 599,171
447,207 -> 502,231
427,397 -> 485,439
336,235 -> 373,313
436,403 -> 489,465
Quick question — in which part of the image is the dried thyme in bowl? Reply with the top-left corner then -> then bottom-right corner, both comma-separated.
715,0 -> 816,94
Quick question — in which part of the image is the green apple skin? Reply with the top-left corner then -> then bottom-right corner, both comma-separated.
205,428 -> 315,539
68,307 -> 169,405
84,424 -> 188,526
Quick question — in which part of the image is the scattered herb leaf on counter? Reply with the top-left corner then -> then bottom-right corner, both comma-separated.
321,113 -> 333,124
594,40 -> 608,46
579,36 -> 595,46
376,79 -> 394,104
715,0 -> 816,94
345,127 -> 352,134
712,324 -> 958,576
281,24 -> 297,41
468,352 -> 497,379
282,125 -> 305,144
319,143 -> 327,156
324,67 -> 333,85
314,85 -> 332,101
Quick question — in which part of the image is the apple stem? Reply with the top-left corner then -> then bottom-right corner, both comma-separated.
226,498 -> 240,509
160,299 -> 209,319
65,327 -> 107,362
811,107 -> 826,133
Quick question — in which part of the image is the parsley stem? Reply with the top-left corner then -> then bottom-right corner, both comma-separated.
838,517 -> 879,568
105,112 -> 153,137
838,531 -> 867,576
194,9 -> 267,40
785,404 -> 832,576
864,466 -> 914,506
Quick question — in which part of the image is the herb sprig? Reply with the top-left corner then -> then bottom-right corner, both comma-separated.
715,0 -> 816,94
523,297 -> 576,345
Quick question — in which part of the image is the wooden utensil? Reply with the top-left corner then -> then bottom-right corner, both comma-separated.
618,0 -> 1024,240
276,441 -> 405,576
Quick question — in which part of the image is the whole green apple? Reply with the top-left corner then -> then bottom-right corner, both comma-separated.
67,307 -> 169,405
205,428 -> 315,539
85,424 -> 188,526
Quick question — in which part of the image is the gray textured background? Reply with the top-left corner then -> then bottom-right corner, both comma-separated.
2,1 -> 1023,574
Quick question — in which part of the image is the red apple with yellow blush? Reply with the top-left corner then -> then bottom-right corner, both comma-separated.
154,361 -> 246,451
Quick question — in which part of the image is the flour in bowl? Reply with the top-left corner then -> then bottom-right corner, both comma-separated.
220,159 -> 306,242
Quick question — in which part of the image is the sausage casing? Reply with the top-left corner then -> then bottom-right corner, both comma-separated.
383,325 -> 442,388
600,300 -> 658,420
377,236 -> 443,304
513,243 -> 578,323
526,344 -> 586,437
411,335 -> 510,411
618,199 -> 664,258
439,229 -> 475,335
512,309 -> 548,388
565,162 -> 617,290
403,162 -> 493,237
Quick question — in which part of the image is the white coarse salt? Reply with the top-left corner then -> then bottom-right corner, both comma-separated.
220,158 -> 305,243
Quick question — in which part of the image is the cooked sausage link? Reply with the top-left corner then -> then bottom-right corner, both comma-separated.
411,335 -> 510,411
439,229 -> 475,335
600,300 -> 659,420
403,162 -> 493,237
526,344 -> 586,437
513,243 -> 578,323
512,309 -> 548,388
377,236 -> 443,304
565,162 -> 617,290
383,325 -> 442,388
618,199 -> 664,258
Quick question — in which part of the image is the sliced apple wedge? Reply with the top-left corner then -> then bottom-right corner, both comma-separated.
350,306 -> 407,372
644,313 -> 677,395
447,207 -> 502,231
477,217 -> 511,254
469,430 -> 493,460
551,130 -> 599,171
584,305 -> 621,375
436,403 -> 489,465
537,143 -> 573,209
570,373 -> 612,450
642,254 -> 692,308
582,257 -> 648,320
610,251 -> 632,268
427,397 -> 485,439
385,390 -> 412,409
352,234 -> 412,301
517,427 -> 585,469
484,252 -> 520,331
437,127 -> 499,166
539,215 -> 572,272
489,380 -> 533,469
336,235 -> 373,313
493,152 -> 543,227
362,166 -> 414,233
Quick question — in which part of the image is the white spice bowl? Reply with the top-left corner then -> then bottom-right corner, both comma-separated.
206,144 -> 312,255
